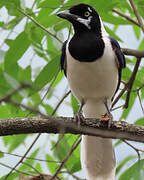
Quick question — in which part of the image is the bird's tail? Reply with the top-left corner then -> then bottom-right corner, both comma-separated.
81,99 -> 116,180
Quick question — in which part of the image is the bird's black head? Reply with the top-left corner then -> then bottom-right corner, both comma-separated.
57,4 -> 102,34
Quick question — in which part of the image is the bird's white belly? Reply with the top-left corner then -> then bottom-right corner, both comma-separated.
66,46 -> 118,103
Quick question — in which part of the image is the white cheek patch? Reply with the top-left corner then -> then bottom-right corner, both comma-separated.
77,16 -> 92,29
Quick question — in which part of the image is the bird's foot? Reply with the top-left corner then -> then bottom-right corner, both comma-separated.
101,113 -> 113,128
74,112 -> 85,126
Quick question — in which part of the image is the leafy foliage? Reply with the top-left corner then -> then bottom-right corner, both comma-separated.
0,0 -> 144,179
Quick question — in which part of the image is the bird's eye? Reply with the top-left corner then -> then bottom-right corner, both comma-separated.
84,11 -> 90,17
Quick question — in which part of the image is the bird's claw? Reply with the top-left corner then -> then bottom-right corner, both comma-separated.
101,113 -> 113,128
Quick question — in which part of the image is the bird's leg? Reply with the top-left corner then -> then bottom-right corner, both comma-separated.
74,99 -> 85,125
101,98 -> 113,128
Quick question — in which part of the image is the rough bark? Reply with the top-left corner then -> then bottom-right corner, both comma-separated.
0,117 -> 144,143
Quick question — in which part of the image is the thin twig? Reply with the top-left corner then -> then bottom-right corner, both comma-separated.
17,8 -> 63,43
112,9 -> 139,26
50,136 -> 81,180
133,84 -> 144,92
4,78 -> 69,178
112,57 -> 141,108
41,69 -> 60,103
124,57 -> 141,108
0,162 -> 33,177
123,140 -> 144,160
51,134 -> 64,150
112,86 -> 127,108
137,91 -> 144,115
0,83 -> 31,103
4,134 -> 41,180
111,104 -> 124,112
0,151 -> 61,163
52,90 -> 71,115
122,48 -> 144,58
8,99 -> 48,118
129,0 -> 144,33
22,161 -> 41,175
24,0 -> 36,29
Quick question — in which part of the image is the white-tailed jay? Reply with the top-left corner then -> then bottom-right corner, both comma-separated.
57,4 -> 125,180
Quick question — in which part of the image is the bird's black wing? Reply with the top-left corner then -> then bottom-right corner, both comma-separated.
109,37 -> 126,99
60,40 -> 67,76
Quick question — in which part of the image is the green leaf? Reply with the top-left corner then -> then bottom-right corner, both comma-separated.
37,0 -> 61,8
0,50 -> 5,63
89,0 -> 119,13
27,22 -> 45,45
0,151 -> 4,158
122,66 -> 132,83
105,26 -> 122,41
0,21 -> 4,27
47,35 -> 58,58
133,25 -> 141,40
18,66 -> 32,83
2,134 -> 28,152
138,39 -> 144,50
4,31 -> 30,78
0,0 -> 20,7
46,154 -> 59,173
66,135 -> 81,173
43,104 -> 54,115
0,69 -> 11,96
4,72 -> 20,89
34,55 -> 60,89
0,0 -> 20,14
71,94 -> 79,115
52,71 -> 63,87
0,103 -> 30,118
116,155 -> 135,175
120,92 -> 137,120
1,172 -> 18,180
35,163 -> 42,173
52,135 -> 70,161
114,140 -> 122,147
103,13 -> 132,25
0,105 -> 12,118
54,20 -> 69,32
4,16 -> 23,30
119,159 -> 144,180
3,72 -> 28,99
70,159 -> 81,173
137,0 -> 144,18
30,92 -> 41,105
19,148 -> 39,171
36,8 -> 56,27
134,118 -> 144,126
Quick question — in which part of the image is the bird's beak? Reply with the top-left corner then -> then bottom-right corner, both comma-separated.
57,10 -> 78,21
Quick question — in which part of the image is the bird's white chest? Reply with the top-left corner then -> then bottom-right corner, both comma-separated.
66,38 -> 118,103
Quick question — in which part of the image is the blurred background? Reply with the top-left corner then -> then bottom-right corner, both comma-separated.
0,0 -> 144,179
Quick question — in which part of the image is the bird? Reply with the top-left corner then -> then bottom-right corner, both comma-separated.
57,3 -> 125,180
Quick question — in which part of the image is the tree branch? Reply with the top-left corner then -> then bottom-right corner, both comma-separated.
122,48 -> 144,58
0,116 -> 144,143
112,9 -> 140,27
129,0 -> 144,33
